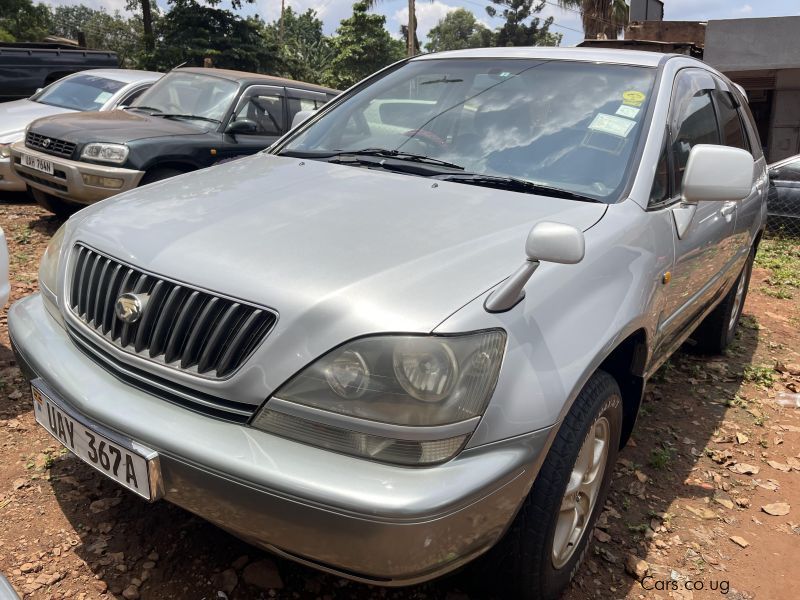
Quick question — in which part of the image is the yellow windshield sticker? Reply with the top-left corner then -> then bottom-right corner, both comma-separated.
623,90 -> 646,107
589,113 -> 636,138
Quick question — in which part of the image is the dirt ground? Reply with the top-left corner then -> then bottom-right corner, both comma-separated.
0,196 -> 798,600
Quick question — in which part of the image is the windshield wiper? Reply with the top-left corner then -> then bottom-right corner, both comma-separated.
125,105 -> 162,113
281,148 -> 464,171
152,113 -> 221,124
433,173 -> 601,203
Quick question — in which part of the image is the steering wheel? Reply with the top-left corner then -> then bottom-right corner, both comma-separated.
402,128 -> 446,149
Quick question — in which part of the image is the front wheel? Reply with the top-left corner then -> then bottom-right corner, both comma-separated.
30,187 -> 81,218
489,370 -> 623,600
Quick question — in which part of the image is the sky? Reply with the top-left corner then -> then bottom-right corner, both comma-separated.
43,0 -> 800,47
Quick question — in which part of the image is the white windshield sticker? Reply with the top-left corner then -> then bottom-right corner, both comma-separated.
615,105 -> 640,119
588,113 -> 636,138
95,91 -> 113,103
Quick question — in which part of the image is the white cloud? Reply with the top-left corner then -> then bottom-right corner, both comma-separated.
391,1 -> 459,41
737,4 -> 753,14
44,0 -> 130,13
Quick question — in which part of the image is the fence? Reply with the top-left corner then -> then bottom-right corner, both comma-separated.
766,186 -> 800,238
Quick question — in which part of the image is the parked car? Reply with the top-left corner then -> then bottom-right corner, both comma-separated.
0,226 -> 8,308
0,42 -> 118,103
0,69 -> 161,194
11,68 -> 338,215
0,574 -> 20,600
8,48 -> 766,599
767,153 -> 800,229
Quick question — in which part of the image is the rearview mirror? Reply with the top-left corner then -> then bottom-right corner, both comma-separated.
682,145 -> 754,203
291,109 -> 316,130
225,119 -> 259,135
485,221 -> 585,312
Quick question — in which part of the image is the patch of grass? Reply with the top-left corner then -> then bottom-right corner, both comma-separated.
14,227 -> 33,245
649,445 -> 673,470
756,238 -> 800,299
743,364 -> 776,388
627,523 -> 649,534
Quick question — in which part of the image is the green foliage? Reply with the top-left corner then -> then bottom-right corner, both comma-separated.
145,0 -> 280,73
0,0 -> 52,42
263,8 -> 333,85
649,445 -> 672,470
558,0 -> 629,40
51,5 -> 146,66
326,1 -> 405,90
755,238 -> 800,300
743,364 -> 775,388
486,0 -> 561,47
425,8 -> 495,52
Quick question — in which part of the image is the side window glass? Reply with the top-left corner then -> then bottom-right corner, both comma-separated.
713,90 -> 749,152
233,93 -> 285,135
670,74 -> 720,191
649,138 -> 670,206
772,158 -> 800,182
119,87 -> 146,107
287,97 -> 319,124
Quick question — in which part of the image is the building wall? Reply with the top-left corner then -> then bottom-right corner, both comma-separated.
769,69 -> 800,162
704,17 -> 800,72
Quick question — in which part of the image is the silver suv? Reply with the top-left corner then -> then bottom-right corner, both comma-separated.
9,48 -> 767,598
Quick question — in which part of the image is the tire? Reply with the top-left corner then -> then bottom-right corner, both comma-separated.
691,248 -> 755,354
140,167 -> 185,186
488,370 -> 623,600
30,187 -> 81,218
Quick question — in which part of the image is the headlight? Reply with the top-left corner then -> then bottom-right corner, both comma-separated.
39,223 -> 67,301
252,330 -> 506,465
0,144 -> 11,159
81,143 -> 129,164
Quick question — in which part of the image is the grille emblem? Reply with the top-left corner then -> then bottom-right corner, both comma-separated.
115,293 -> 148,324
42,138 -> 51,148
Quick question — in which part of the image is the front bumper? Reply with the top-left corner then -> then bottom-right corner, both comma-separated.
9,294 -> 551,585
9,142 -> 144,204
0,155 -> 26,192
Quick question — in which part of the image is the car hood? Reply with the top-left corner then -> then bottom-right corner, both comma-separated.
27,109 -> 211,144
71,153 -> 606,343
0,99 -> 74,142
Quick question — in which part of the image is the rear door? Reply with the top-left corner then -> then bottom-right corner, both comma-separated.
768,156 -> 800,223
654,68 -> 738,350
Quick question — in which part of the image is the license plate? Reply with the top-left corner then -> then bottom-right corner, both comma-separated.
22,153 -> 54,175
31,380 -> 159,500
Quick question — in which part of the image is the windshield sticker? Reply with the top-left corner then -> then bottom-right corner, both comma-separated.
94,91 -> 113,103
588,113 -> 636,138
622,90 -> 646,107
615,105 -> 640,119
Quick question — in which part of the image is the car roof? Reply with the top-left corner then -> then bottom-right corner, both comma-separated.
73,69 -> 162,84
413,47 -> 671,68
175,67 -> 338,93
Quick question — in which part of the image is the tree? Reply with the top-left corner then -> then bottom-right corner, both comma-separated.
263,8 -> 333,85
0,0 -> 52,42
327,1 -> 404,89
425,8 -> 494,52
146,0 -> 280,73
486,0 -> 562,47
557,0 -> 628,40
51,6 -> 145,66
363,0 -> 429,57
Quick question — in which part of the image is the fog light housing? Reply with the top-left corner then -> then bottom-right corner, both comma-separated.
81,173 -> 124,189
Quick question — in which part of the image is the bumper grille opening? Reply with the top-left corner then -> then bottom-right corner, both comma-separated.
68,244 -> 277,379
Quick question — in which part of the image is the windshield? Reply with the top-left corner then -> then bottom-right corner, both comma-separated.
131,72 -> 238,123
279,58 -> 657,202
32,74 -> 125,111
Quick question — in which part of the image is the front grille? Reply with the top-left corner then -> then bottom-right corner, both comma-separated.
68,244 -> 278,379
26,131 -> 76,158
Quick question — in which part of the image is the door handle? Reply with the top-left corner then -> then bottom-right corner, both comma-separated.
720,203 -> 736,217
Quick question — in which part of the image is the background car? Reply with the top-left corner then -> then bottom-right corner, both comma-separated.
767,153 -> 800,235
0,226 -> 8,308
0,69 -> 161,194
11,68 -> 337,215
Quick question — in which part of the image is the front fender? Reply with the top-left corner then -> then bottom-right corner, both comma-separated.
436,199 -> 674,448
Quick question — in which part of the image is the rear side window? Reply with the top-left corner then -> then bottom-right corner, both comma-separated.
713,91 -> 749,151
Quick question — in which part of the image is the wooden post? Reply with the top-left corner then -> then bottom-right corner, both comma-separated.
407,0 -> 415,56
279,0 -> 285,45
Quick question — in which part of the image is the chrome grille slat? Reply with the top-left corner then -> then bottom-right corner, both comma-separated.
26,131 -> 77,158
69,245 -> 276,379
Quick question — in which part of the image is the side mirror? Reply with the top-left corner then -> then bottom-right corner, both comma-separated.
225,119 -> 259,135
682,144 -> 754,203
485,221 -> 585,313
291,109 -> 316,130
35,87 -> 43,94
